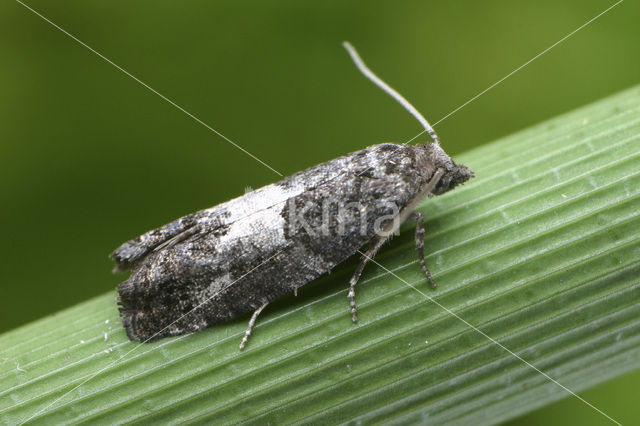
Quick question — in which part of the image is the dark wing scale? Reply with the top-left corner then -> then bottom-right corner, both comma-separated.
110,214 -> 200,271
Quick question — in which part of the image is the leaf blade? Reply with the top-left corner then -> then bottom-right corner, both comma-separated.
2,86 -> 640,425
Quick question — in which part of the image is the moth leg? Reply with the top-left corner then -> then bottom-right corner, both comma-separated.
347,168 -> 444,321
425,168 -> 445,197
410,168 -> 444,287
349,235 -> 391,322
239,302 -> 269,350
412,211 -> 436,288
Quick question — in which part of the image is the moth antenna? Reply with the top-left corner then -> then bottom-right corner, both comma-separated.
343,41 -> 439,145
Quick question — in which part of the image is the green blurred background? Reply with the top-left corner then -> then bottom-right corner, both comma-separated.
1,0 -> 638,423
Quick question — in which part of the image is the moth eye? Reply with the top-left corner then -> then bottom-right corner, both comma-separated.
437,176 -> 451,192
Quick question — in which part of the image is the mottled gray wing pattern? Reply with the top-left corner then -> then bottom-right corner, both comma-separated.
113,143 -> 429,340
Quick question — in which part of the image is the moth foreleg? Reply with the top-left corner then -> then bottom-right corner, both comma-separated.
425,168 -> 445,197
349,234 -> 392,322
412,211 -> 436,288
239,301 -> 269,350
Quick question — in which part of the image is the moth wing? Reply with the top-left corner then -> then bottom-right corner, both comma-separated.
114,143 -> 427,341
116,201 -> 296,341
110,213 -> 202,271
110,181 -> 310,271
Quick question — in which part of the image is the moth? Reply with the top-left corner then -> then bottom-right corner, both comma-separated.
111,42 -> 473,349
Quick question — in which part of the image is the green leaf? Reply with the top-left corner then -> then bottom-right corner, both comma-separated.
2,85 -> 639,425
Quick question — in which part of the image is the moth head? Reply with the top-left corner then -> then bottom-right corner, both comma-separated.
342,41 -> 474,194
433,161 -> 474,195
423,142 -> 475,195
